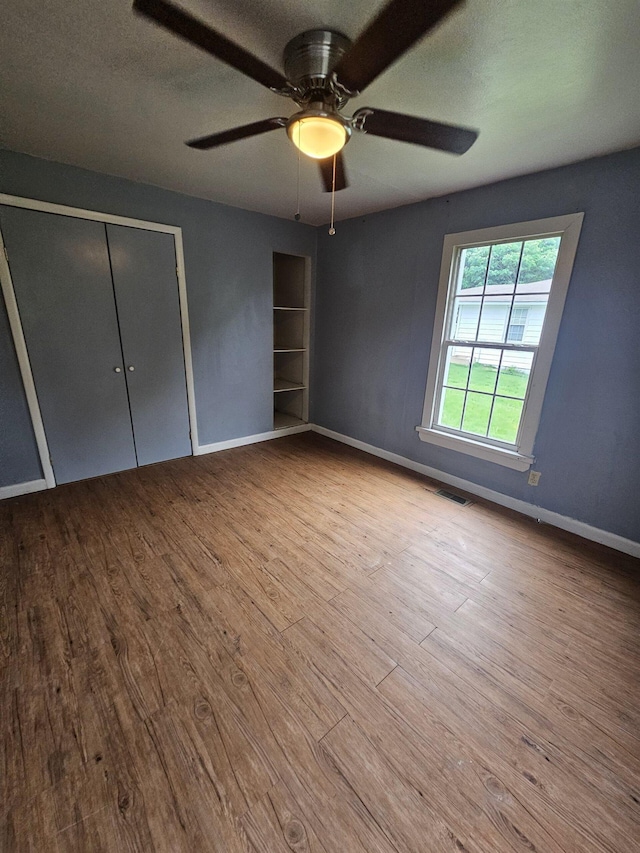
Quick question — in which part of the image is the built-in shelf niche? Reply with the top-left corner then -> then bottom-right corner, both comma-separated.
274,349 -> 304,387
274,388 -> 305,429
273,252 -> 309,429
273,253 -> 306,308
274,309 -> 305,351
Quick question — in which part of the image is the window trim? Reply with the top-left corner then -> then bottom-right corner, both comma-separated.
417,213 -> 584,471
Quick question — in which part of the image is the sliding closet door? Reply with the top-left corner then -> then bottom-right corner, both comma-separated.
106,224 -> 191,466
0,206 -> 137,483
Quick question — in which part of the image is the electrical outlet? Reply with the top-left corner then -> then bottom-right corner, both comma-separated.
528,470 -> 541,486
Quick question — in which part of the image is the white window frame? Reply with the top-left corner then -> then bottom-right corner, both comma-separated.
417,213 -> 584,471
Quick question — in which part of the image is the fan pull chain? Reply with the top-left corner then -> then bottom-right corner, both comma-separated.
329,153 -> 336,235
294,125 -> 301,221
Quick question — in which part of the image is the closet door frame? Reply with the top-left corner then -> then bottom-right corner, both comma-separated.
0,193 -> 199,492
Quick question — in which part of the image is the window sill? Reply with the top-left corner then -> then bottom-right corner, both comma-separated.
415,426 -> 534,471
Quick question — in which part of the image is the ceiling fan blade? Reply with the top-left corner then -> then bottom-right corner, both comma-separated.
318,153 -> 348,193
133,0 -> 289,92
333,0 -> 463,94
353,107 -> 477,154
187,118 -> 287,150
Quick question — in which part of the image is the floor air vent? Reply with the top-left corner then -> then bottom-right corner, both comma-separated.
434,489 -> 472,507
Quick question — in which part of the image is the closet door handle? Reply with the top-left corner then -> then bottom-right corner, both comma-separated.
114,367 -> 122,373
128,365 -> 135,372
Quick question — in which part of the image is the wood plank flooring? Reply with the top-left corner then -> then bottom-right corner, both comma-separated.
2,432 -> 640,852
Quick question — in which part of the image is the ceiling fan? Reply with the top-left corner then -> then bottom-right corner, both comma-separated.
133,0 -> 479,193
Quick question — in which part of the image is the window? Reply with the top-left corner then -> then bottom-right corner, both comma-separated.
506,307 -> 528,342
417,214 -> 583,471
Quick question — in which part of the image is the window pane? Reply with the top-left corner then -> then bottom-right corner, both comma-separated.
496,352 -> 533,398
439,387 -> 465,429
477,295 -> 509,342
485,241 -> 523,293
510,293 -> 547,345
468,348 -> 500,393
517,237 -> 561,288
458,245 -> 490,293
444,347 -> 471,388
450,297 -> 481,340
461,391 -> 492,436
516,278 -> 552,296
488,397 -> 524,444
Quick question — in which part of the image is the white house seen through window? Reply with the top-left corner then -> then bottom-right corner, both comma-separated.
418,215 -> 584,471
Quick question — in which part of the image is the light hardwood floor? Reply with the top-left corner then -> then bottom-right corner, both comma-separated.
2,432 -> 640,852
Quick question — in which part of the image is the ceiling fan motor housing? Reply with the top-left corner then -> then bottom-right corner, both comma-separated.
284,30 -> 352,108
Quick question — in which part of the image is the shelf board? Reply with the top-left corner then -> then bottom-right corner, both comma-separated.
274,347 -> 306,353
274,378 -> 306,392
274,412 -> 307,430
274,306 -> 308,311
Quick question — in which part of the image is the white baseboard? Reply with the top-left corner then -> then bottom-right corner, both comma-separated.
311,425 -> 640,560
0,478 -> 48,500
196,423 -> 311,456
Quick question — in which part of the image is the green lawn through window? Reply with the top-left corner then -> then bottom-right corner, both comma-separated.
440,362 -> 529,443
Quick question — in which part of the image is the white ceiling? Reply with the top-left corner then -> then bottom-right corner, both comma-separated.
2,0 -> 639,225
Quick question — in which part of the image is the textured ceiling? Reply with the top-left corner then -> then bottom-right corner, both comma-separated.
1,0 -> 640,225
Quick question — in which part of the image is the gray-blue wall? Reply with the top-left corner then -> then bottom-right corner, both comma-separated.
0,149 -> 316,485
3,147 -> 639,544
313,147 -> 640,542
